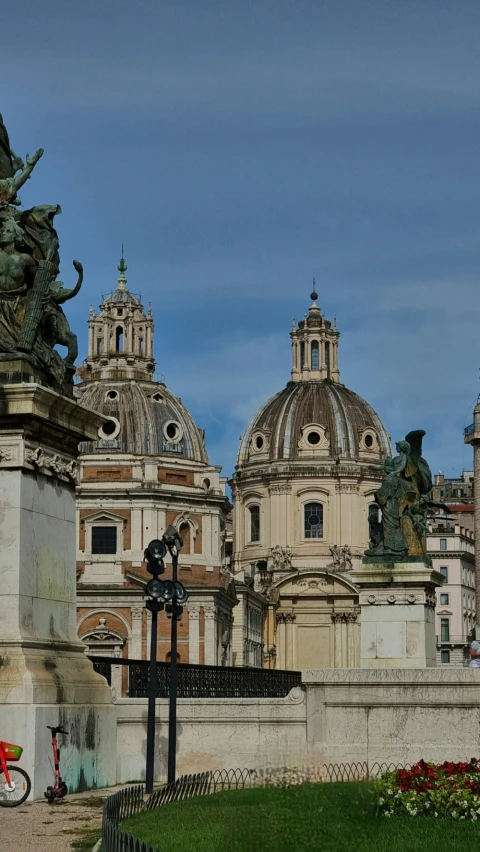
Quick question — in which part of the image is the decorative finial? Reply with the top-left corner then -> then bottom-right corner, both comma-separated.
117,246 -> 127,290
333,316 -> 337,329
292,316 -> 296,331
310,278 -> 318,303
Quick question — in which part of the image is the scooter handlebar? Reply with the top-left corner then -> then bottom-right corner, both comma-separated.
47,726 -> 69,735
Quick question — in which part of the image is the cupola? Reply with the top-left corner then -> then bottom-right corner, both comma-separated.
81,254 -> 156,383
290,282 -> 340,383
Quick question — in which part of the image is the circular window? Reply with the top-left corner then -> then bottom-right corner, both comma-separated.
98,417 -> 120,440
163,420 -> 183,443
255,435 -> 264,450
106,390 -> 119,401
307,431 -> 321,445
364,434 -> 374,448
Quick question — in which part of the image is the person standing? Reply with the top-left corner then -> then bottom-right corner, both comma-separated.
468,641 -> 480,668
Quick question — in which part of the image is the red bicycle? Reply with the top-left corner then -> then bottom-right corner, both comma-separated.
0,740 -> 31,807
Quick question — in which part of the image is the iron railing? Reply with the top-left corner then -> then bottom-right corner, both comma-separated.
465,423 -> 475,437
436,635 -> 469,645
102,763 -> 409,852
90,657 -> 112,685
88,656 -> 302,698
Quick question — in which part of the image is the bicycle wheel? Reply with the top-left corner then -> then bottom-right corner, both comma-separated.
0,765 -> 31,807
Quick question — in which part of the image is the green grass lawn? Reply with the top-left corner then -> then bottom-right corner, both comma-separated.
121,781 -> 479,852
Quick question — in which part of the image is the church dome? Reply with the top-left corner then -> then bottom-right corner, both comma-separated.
237,287 -> 390,468
238,381 -> 390,464
75,256 -> 208,462
76,379 -> 208,462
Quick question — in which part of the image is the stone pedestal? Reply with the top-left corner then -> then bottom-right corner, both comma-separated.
0,383 -> 116,798
352,557 -> 443,668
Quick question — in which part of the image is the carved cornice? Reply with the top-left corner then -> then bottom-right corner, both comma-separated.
268,484 -> 292,495
26,446 -> 78,481
335,482 -> 360,494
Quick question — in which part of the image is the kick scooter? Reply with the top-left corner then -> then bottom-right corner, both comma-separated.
44,725 -> 69,804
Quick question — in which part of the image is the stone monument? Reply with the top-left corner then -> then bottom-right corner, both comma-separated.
352,430 -> 446,667
0,113 -> 115,797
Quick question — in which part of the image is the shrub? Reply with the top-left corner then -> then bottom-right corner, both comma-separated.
377,759 -> 480,820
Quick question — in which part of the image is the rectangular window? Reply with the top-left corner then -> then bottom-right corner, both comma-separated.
311,340 -> 319,370
440,538 -> 447,550
440,566 -> 448,582
91,526 -> 117,554
304,502 -> 324,539
249,506 -> 260,543
300,342 -> 305,368
440,618 -> 450,642
440,593 -> 449,605
441,649 -> 450,664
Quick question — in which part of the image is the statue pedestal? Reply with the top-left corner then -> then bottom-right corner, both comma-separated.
352,557 -> 444,668
0,383 -> 116,798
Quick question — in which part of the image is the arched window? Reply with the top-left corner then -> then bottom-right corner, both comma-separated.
97,337 -> 103,355
115,326 -> 124,353
368,504 -> 380,524
304,502 -> 323,538
179,522 -> 191,554
138,338 -> 144,355
325,342 -> 330,377
300,342 -> 305,369
249,505 -> 260,542
311,340 -> 319,370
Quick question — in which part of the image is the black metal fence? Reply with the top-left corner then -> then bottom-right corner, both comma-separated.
103,785 -> 157,852
102,762 -> 408,852
89,656 -> 302,698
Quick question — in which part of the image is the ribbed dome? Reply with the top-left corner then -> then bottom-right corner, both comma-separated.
102,288 -> 140,306
76,380 -> 208,462
238,381 -> 390,465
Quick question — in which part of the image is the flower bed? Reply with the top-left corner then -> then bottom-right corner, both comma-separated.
378,759 -> 480,821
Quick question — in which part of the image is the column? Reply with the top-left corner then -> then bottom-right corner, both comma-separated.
276,613 -> 285,669
146,324 -> 153,359
203,605 -> 217,665
285,614 -> 295,670
131,508 -> 143,558
332,613 -> 343,668
111,647 -> 123,698
320,338 -> 326,380
130,606 -> 143,659
188,604 -> 201,664
346,612 -> 357,667
203,513 -> 213,559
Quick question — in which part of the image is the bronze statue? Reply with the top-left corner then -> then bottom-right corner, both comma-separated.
0,113 -> 81,396
0,218 -> 37,294
40,261 -> 83,369
365,430 -> 449,560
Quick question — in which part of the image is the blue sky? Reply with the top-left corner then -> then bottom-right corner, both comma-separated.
4,0 -> 480,479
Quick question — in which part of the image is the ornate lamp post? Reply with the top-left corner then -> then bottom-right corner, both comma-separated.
144,526 -> 188,793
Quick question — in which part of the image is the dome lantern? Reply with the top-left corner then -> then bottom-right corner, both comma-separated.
290,280 -> 340,383
82,255 -> 156,383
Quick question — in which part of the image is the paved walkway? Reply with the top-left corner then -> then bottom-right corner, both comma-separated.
0,785 -> 125,852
